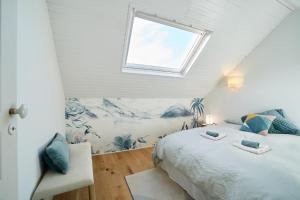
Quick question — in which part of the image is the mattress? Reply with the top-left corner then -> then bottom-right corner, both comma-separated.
160,158 -> 207,200
160,123 -> 242,200
154,124 -> 300,200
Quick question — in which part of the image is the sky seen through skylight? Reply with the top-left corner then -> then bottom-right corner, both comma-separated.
127,17 -> 199,70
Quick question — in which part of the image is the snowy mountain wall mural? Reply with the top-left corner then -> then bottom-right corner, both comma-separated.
65,98 -> 201,154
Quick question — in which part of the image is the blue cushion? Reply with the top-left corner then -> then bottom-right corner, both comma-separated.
260,109 -> 286,118
43,133 -> 70,174
241,109 -> 285,122
260,110 -> 284,133
241,109 -> 299,135
272,117 -> 300,135
240,114 -> 275,135
260,109 -> 299,135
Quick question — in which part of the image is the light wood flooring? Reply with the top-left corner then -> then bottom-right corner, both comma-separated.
54,147 -> 154,200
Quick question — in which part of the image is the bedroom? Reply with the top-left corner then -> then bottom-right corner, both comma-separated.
0,0 -> 299,199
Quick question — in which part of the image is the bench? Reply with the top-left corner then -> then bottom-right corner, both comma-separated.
32,142 -> 96,200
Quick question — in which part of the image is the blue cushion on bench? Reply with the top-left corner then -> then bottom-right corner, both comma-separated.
43,133 -> 70,174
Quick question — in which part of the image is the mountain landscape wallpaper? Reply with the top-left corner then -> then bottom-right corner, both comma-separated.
65,98 -> 199,154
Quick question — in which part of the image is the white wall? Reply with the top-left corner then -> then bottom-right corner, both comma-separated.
17,0 -> 65,199
205,11 -> 300,127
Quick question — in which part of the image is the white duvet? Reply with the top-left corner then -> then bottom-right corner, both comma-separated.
154,125 -> 300,200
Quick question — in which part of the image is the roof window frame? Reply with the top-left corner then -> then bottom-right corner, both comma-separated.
122,8 -> 212,78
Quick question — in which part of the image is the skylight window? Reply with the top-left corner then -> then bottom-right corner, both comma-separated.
122,9 -> 212,77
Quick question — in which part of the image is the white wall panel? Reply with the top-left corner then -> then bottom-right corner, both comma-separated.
205,11 -> 300,127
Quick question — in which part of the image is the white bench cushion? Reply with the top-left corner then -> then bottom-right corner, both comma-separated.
33,142 -> 94,200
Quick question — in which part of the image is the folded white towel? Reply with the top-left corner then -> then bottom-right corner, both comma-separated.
201,133 -> 226,141
233,142 -> 271,154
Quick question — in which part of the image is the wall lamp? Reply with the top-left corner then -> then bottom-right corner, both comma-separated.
227,75 -> 244,91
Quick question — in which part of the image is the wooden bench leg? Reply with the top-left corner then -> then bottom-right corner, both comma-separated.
88,184 -> 96,200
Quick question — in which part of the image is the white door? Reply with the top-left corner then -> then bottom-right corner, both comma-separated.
0,0 -> 18,199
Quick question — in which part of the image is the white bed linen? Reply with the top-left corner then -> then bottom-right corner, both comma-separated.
154,124 -> 300,200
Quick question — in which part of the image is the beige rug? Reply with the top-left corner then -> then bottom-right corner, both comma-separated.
125,168 -> 194,200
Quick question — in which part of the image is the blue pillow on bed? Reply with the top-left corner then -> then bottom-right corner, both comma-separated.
241,109 -> 300,135
259,109 -> 285,133
241,109 -> 285,122
260,109 -> 299,135
272,117 -> 300,135
240,114 -> 275,136
43,133 -> 70,174
260,109 -> 286,118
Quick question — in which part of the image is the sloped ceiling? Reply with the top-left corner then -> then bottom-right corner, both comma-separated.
46,0 -> 291,97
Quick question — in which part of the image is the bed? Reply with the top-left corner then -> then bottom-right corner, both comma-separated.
153,124 -> 300,200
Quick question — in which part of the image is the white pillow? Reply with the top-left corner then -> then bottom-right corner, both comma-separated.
224,118 -> 243,125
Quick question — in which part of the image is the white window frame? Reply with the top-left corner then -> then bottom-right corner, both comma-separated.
122,8 -> 212,78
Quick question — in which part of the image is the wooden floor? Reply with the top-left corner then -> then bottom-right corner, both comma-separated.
54,147 -> 154,200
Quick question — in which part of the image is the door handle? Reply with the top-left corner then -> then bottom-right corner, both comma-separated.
9,104 -> 28,119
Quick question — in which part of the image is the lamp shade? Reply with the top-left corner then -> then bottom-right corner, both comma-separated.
206,114 -> 214,125
227,75 -> 244,91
